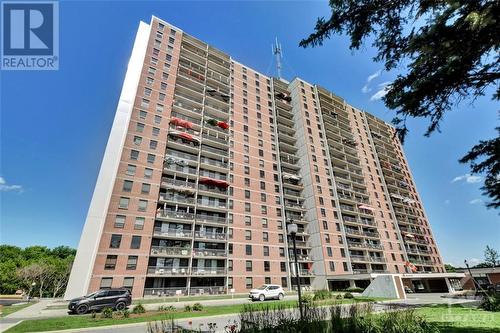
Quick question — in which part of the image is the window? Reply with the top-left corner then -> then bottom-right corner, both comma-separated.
130,236 -> 141,249
280,262 -> 287,272
149,140 -> 158,150
263,246 -> 269,256
114,215 -> 126,228
118,197 -> 129,209
100,277 -> 113,289
264,261 -> 270,272
246,277 -> 253,289
245,245 -> 252,255
327,247 -> 333,257
110,234 -> 122,248
126,164 -> 136,176
123,180 -> 133,192
246,260 -> 252,271
123,277 -> 134,292
126,256 -> 138,270
245,230 -> 252,240
104,255 -> 117,270
244,216 -> 251,226
134,217 -> 145,230
144,168 -> 153,179
136,123 -> 145,133
329,261 -> 335,271
147,154 -> 156,164
138,199 -> 148,212
262,218 -> 268,228
130,150 -> 139,161
281,277 -> 288,288
263,232 -> 268,242
141,183 -> 151,194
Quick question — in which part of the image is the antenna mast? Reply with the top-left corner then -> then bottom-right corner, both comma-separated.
272,38 -> 283,79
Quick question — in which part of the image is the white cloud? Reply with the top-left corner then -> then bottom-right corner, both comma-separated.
451,173 -> 482,184
469,199 -> 483,205
370,83 -> 391,101
444,199 -> 450,205
361,70 -> 381,93
0,177 -> 23,193
467,258 -> 482,266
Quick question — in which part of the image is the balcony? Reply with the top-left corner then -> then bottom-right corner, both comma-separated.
161,178 -> 196,190
150,246 -> 191,257
197,199 -> 227,211
191,267 -> 226,275
153,228 -> 192,239
192,248 -> 227,258
147,266 -> 190,276
194,230 -> 226,241
201,145 -> 229,158
347,241 -> 383,250
198,184 -> 228,196
144,287 -> 188,297
159,194 -> 195,205
200,156 -> 228,171
342,215 -> 376,227
195,214 -> 227,225
156,210 -> 195,221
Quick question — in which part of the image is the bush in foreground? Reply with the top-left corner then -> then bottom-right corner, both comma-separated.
480,293 -> 500,312
313,289 -> 332,301
100,307 -> 113,319
132,303 -> 145,314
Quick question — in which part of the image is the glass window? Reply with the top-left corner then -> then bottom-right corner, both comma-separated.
141,183 -> 151,194
118,197 -> 129,209
110,234 -> 122,248
123,277 -> 134,292
114,215 -> 125,228
100,277 -> 112,289
138,200 -> 148,211
144,168 -> 153,179
104,255 -> 117,270
134,217 -> 145,230
130,236 -> 141,249
126,164 -> 136,176
126,256 -> 138,270
123,180 -> 133,192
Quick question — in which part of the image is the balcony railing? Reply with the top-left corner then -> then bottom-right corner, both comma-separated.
197,200 -> 227,209
200,156 -> 228,169
194,231 -> 226,240
161,178 -> 196,189
196,215 -> 227,224
347,241 -> 383,250
156,211 -> 195,221
191,267 -> 226,275
192,248 -> 227,257
159,195 -> 195,205
189,286 -> 226,295
153,229 -> 192,238
201,145 -> 229,157
147,266 -> 190,275
150,246 -> 191,256
144,287 -> 188,297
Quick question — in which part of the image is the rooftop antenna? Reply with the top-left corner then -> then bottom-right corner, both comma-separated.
272,37 -> 283,79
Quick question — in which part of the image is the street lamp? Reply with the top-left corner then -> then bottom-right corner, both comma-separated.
287,220 -> 303,319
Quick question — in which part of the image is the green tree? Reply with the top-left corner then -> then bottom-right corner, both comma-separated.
300,0 -> 500,209
484,245 -> 500,267
444,264 -> 457,272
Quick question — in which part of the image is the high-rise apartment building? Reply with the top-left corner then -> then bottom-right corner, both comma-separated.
65,16 -> 459,300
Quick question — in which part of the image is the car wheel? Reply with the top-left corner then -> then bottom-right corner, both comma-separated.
76,304 -> 89,315
278,293 -> 284,300
115,301 -> 126,311
259,294 -> 265,302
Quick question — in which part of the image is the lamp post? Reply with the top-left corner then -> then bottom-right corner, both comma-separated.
287,220 -> 303,319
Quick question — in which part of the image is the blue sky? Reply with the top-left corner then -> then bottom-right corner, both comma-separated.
1,1 -> 498,267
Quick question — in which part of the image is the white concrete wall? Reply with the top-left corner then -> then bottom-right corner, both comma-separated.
64,21 -> 151,300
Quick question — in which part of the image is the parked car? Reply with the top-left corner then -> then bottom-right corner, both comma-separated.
249,284 -> 285,301
68,288 -> 132,314
486,282 -> 500,294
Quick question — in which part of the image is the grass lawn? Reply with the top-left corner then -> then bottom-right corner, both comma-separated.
0,302 -> 36,318
418,304 -> 500,333
5,297 -> 381,333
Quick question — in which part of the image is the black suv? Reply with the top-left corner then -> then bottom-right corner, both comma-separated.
68,288 -> 132,314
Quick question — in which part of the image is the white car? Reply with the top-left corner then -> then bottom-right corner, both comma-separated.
248,284 -> 285,301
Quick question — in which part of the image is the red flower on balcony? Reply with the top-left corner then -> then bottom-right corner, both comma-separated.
170,117 -> 193,129
199,177 -> 229,188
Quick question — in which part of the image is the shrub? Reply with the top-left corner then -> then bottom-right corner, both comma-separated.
192,303 -> 203,311
313,289 -> 332,301
120,309 -> 130,318
158,305 -> 175,312
344,286 -> 364,293
101,307 -> 113,318
343,292 -> 354,299
184,305 -> 192,312
480,294 -> 500,312
132,303 -> 146,314
335,294 -> 344,300
90,311 -> 97,319
300,294 -> 314,305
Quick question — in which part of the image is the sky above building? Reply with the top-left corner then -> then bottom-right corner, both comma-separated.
1,1 -> 498,268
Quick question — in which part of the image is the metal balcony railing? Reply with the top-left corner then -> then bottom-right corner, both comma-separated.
156,211 -> 195,221
194,231 -> 226,240
147,266 -> 190,275
150,246 -> 191,256
192,248 -> 227,257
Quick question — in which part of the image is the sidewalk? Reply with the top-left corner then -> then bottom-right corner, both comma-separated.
0,299 -> 52,332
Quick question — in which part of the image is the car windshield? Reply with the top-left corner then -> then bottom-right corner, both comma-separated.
256,286 -> 268,290
85,291 -> 98,298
